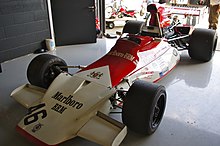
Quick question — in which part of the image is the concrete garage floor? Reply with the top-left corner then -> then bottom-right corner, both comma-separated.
1,38 -> 220,146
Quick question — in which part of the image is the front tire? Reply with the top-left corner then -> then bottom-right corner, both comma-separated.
122,80 -> 166,135
27,54 -> 68,89
189,28 -> 218,62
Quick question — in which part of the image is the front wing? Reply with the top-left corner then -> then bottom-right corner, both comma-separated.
11,83 -> 127,146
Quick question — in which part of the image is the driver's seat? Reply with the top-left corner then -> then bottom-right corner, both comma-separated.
147,4 -> 160,27
141,4 -> 162,37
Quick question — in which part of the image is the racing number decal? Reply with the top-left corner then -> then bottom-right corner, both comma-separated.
24,103 -> 47,125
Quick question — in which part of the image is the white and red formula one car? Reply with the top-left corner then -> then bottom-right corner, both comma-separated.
11,3 -> 217,146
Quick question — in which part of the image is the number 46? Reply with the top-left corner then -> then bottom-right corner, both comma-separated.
24,103 -> 47,125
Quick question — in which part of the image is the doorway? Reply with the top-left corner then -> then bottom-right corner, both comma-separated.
51,0 -> 97,46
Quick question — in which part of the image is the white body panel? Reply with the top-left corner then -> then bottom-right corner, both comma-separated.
117,40 -> 180,89
132,41 -> 180,82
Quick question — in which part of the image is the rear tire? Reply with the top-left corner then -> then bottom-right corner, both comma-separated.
122,20 -> 144,34
27,54 -> 68,89
189,28 -> 218,62
122,80 -> 166,135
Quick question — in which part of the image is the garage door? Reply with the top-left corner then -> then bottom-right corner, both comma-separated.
51,0 -> 97,46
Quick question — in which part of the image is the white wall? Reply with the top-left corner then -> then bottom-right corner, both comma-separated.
105,0 -> 160,11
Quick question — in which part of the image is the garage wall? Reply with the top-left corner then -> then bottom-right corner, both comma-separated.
0,0 -> 51,63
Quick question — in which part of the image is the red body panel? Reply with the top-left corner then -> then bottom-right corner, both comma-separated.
16,126 -> 55,146
80,35 -> 159,87
119,7 -> 136,17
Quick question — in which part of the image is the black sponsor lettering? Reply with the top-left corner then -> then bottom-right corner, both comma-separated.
56,94 -> 64,101
51,103 -> 67,114
69,100 -> 76,106
60,94 -> 68,102
51,92 -> 83,110
63,95 -> 73,104
51,92 -> 62,99
75,103 -> 83,109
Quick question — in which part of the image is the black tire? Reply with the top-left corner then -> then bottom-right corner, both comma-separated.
189,28 -> 218,62
27,54 -> 68,89
122,20 -> 144,34
108,22 -> 115,29
122,80 -> 166,135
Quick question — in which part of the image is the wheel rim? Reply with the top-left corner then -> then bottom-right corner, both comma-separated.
109,23 -> 114,29
43,65 -> 62,88
152,93 -> 166,128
